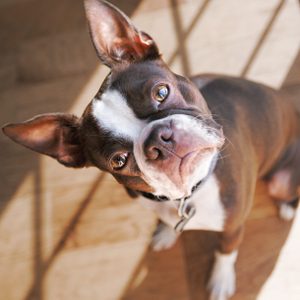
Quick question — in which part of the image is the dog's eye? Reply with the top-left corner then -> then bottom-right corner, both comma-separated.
153,84 -> 169,102
110,152 -> 128,170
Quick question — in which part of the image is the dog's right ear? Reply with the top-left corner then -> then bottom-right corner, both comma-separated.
83,0 -> 160,68
2,114 -> 87,168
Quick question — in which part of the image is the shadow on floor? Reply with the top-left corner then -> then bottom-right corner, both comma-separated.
0,1 -> 142,300
121,181 -> 294,300
120,0 -> 300,297
1,0 -> 299,299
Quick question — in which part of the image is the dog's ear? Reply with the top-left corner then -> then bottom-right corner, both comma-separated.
83,0 -> 159,68
2,114 -> 86,168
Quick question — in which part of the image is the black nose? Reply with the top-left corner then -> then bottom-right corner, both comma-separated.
143,125 -> 174,160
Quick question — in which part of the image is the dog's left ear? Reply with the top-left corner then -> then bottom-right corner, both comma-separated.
83,0 -> 160,68
2,114 -> 87,168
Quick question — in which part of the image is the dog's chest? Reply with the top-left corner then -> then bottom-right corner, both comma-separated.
184,175 -> 225,231
138,174 -> 226,232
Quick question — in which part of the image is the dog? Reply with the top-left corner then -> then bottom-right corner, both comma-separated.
3,0 -> 300,299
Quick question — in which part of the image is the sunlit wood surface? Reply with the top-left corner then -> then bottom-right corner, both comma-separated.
0,0 -> 300,299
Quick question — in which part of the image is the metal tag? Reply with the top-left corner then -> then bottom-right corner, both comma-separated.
174,200 -> 196,233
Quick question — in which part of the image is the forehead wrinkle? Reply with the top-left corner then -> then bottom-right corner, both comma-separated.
92,89 -> 146,141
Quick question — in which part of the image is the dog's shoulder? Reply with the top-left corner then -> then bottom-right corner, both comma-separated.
192,74 -> 296,138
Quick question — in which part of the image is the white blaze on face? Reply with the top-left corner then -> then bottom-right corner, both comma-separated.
92,90 -> 145,140
92,89 -> 221,199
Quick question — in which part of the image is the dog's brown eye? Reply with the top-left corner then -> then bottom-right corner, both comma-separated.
153,84 -> 169,102
110,152 -> 128,170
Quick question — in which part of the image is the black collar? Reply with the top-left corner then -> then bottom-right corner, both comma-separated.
140,179 -> 204,202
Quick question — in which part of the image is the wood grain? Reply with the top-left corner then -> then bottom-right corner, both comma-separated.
0,1 -> 300,300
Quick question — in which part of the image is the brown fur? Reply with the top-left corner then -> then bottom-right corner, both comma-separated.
193,74 -> 300,251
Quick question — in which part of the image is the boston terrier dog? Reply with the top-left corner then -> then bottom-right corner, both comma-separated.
3,1 -> 300,299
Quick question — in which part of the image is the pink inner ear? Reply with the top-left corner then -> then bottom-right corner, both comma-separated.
111,37 -> 148,62
139,31 -> 155,45
84,0 -> 159,67
3,119 -> 59,155
110,35 -> 158,64
3,114 -> 86,168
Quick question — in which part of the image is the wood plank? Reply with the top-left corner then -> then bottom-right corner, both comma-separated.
182,181 -> 295,300
1,1 -> 300,300
122,241 -> 190,300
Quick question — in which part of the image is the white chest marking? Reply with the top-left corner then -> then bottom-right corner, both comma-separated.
138,174 -> 226,232
184,174 -> 225,231
92,90 -> 145,141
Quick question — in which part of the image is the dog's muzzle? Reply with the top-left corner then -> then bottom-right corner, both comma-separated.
142,116 -> 223,186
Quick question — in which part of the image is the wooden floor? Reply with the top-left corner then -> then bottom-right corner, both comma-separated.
0,0 -> 300,299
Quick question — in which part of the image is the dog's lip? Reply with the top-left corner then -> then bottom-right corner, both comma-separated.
179,147 -> 216,181
140,143 -> 222,199
140,149 -> 218,201
153,177 -> 204,201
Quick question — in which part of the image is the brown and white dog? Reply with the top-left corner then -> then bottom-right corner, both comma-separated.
3,1 -> 300,299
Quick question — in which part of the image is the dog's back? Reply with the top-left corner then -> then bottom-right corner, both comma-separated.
194,74 -> 300,203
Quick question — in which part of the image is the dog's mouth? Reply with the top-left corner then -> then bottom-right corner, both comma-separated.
134,114 -> 224,200
140,177 -> 205,202
140,153 -> 218,202
178,147 -> 215,184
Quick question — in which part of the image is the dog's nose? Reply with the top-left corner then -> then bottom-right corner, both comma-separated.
143,125 -> 174,160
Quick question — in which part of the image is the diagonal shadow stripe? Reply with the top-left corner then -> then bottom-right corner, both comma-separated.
241,0 -> 285,77
167,0 -> 211,68
24,172 -> 106,300
170,0 -> 191,76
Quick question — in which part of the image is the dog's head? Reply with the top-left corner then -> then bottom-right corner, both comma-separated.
2,0 -> 224,201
